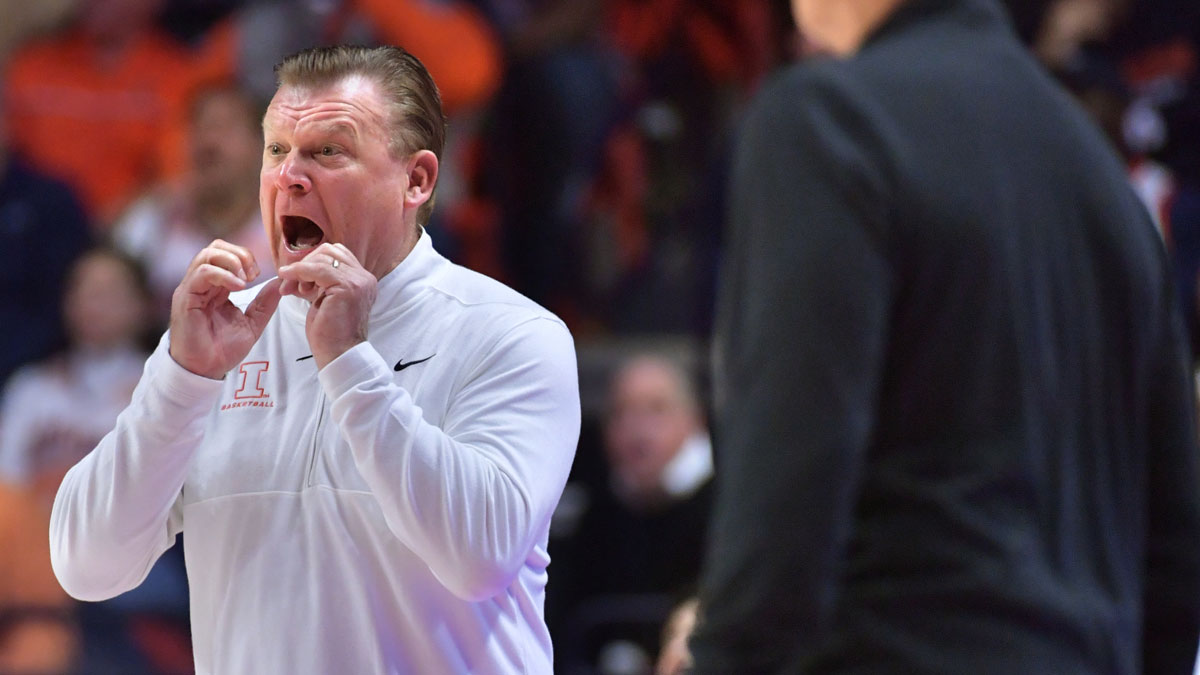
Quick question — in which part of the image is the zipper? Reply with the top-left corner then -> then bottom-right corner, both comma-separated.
305,393 -> 327,488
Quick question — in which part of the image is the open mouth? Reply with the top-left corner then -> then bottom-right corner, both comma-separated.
282,215 -> 325,252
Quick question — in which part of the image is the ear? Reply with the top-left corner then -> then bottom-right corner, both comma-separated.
403,149 -> 439,210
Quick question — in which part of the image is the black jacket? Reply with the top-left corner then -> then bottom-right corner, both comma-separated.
693,0 -> 1200,672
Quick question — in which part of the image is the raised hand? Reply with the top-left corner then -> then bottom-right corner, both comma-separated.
276,242 -> 378,369
169,240 -> 283,379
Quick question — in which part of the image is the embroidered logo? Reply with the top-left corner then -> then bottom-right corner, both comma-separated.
221,361 -> 275,410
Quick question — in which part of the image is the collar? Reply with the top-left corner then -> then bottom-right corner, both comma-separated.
862,0 -> 1013,49
661,432 -> 714,499
280,228 -> 443,324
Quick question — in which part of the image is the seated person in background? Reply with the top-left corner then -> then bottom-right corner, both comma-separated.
114,83 -> 274,321
1,0 -> 234,227
550,353 -> 713,674
604,355 -> 713,513
0,247 -> 192,673
0,248 -> 151,493
0,88 -> 92,387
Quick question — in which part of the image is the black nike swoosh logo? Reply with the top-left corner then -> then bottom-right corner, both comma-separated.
394,354 -> 436,372
297,354 -> 313,362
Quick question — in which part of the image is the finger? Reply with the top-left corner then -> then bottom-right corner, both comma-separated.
243,277 -> 283,338
277,258 -> 342,288
277,242 -> 358,283
279,277 -> 301,297
331,242 -> 357,262
208,239 -> 261,280
309,241 -> 349,259
299,280 -> 320,301
308,242 -> 359,270
278,274 -> 322,303
182,263 -> 248,296
186,240 -> 260,281
185,247 -> 250,282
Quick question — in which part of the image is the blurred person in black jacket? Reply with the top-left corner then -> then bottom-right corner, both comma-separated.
691,0 -> 1200,673
551,353 -> 713,673
0,87 -> 92,387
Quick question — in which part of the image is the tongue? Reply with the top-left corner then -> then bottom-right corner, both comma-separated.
289,217 -> 324,250
295,229 -> 322,249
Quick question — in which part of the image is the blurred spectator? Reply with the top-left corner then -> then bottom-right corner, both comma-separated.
2,0 -> 235,227
346,0 -> 502,113
0,248 -> 149,491
114,83 -> 273,321
607,0 -> 779,91
1033,0 -> 1129,70
0,87 -> 92,387
602,355 -> 712,512
579,0 -> 790,334
472,0 -> 619,323
0,247 -> 191,673
0,481 -> 77,673
1042,0 -> 1200,360
228,0 -> 502,112
1060,55 -> 1177,232
0,0 -> 76,61
1036,0 -> 1200,364
476,0 -> 793,334
550,353 -> 712,674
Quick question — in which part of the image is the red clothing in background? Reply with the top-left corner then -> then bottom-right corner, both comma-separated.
3,25 -> 234,226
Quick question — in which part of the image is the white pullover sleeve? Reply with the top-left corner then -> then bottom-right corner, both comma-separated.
318,316 -> 580,602
50,337 -> 220,601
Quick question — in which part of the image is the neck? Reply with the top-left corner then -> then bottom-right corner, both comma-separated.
358,220 -> 424,281
378,224 -> 422,279
797,0 -> 906,55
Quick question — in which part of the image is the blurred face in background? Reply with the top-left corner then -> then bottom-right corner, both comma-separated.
63,251 -> 150,351
605,357 -> 702,507
80,0 -> 163,44
189,88 -> 263,204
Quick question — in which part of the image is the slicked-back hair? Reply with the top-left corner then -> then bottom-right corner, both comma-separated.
274,45 -> 447,225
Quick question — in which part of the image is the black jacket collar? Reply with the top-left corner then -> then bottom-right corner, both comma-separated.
863,0 -> 1016,48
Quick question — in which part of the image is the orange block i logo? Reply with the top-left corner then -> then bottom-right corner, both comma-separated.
234,361 -> 270,400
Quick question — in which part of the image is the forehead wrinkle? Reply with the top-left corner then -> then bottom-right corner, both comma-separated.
264,81 -> 389,139
293,114 -> 364,143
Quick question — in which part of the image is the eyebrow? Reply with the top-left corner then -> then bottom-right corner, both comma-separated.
317,121 -> 358,138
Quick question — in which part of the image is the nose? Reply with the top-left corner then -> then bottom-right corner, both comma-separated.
275,154 -> 311,193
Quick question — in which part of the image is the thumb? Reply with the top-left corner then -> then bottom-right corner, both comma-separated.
243,278 -> 284,338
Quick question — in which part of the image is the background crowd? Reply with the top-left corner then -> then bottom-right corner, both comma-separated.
0,0 -> 1196,673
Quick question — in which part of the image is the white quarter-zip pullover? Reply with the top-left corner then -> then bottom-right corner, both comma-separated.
50,232 -> 581,673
